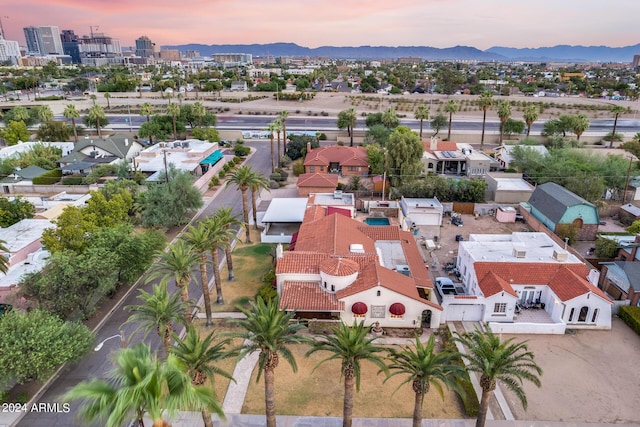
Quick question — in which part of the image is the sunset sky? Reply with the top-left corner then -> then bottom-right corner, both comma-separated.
2,0 -> 639,50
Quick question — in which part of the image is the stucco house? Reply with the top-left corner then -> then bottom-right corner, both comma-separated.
296,173 -> 338,197
446,232 -> 612,334
400,197 -> 443,227
275,205 -> 442,329
484,172 -> 535,203
422,139 -> 498,177
527,182 -> 599,241
303,146 -> 369,176
494,144 -> 548,170
598,261 -> 640,307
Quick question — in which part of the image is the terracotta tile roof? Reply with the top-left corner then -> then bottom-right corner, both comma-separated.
358,225 -> 401,241
297,173 -> 339,188
302,205 -> 326,223
319,257 -> 359,276
423,141 -> 458,153
474,262 -> 612,302
295,213 -> 377,254
276,252 -> 330,274
280,281 -> 344,311
304,146 -> 369,167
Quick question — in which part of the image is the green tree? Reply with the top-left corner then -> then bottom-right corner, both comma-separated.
523,105 -> 538,138
193,101 -> 206,128
167,102 -> 181,140
15,142 -> 62,170
478,91 -> 494,149
104,91 -> 111,108
64,343 -> 222,427
627,220 -> 640,234
364,124 -> 392,146
609,105 -> 626,147
503,119 -> 525,140
455,327 -> 543,427
444,99 -> 459,141
1,121 -> 30,145
386,335 -> 464,427
35,120 -> 72,142
414,104 -> 430,139
279,110 -> 289,158
594,236 -> 619,258
365,143 -> 386,175
37,105 -> 54,123
225,165 -> 257,243
0,197 -> 35,227
206,216 -> 239,305
140,102 -> 155,123
387,126 -> 423,185
213,206 -> 244,281
183,223 -> 215,326
63,104 -> 81,143
430,114 -> 447,137
125,283 -> 190,354
229,296 -> 305,427
285,134 -> 319,161
146,240 -> 199,325
381,107 -> 399,129
41,206 -> 97,253
7,106 -> 31,124
306,321 -> 387,427
0,309 -> 93,386
338,108 -> 357,146
171,325 -> 236,427
497,100 -> 512,144
571,114 -> 590,141
86,104 -> 107,138
435,66 -> 464,94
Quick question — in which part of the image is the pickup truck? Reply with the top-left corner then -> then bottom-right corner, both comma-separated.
435,277 -> 458,295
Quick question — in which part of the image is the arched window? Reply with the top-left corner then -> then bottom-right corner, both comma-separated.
568,308 -> 575,322
376,290 -> 381,297
591,308 -> 599,323
578,306 -> 589,322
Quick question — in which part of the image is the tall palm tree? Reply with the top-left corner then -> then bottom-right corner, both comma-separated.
497,100 -> 512,144
455,327 -> 543,427
87,104 -> 106,138
0,239 -> 8,274
64,343 -> 222,427
145,240 -> 199,325
444,99 -> 459,141
141,102 -> 155,123
213,207 -> 244,281
385,335 -> 464,427
90,93 -> 97,105
37,105 -> 53,123
229,296 -> 305,427
414,104 -> 430,138
203,216 -> 238,305
225,165 -> 256,243
478,91 -> 494,149
523,105 -> 538,138
305,321 -> 387,427
167,102 -> 181,140
104,92 -> 111,109
248,171 -> 270,230
346,108 -> 357,146
125,283 -> 190,355
183,224 -> 214,326
279,110 -> 289,159
193,101 -> 206,128
171,325 -> 236,427
63,104 -> 80,143
381,107 -> 398,129
610,105 -> 626,147
267,121 -> 278,173
571,114 -> 590,141
272,118 -> 283,168
193,79 -> 200,100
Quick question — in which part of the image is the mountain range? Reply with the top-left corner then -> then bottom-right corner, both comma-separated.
162,42 -> 640,63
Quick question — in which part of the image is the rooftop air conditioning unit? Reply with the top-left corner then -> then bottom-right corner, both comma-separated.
512,247 -> 526,258
553,250 -> 568,262
333,190 -> 343,199
396,265 -> 411,277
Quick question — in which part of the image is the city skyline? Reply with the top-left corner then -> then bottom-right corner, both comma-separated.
2,0 -> 640,51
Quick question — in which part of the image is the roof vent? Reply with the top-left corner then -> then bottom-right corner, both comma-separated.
333,190 -> 343,199
350,243 -> 365,254
512,247 -> 526,258
553,250 -> 568,262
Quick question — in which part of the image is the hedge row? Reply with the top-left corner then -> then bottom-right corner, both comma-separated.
618,306 -> 640,336
32,169 -> 62,185
439,326 -> 480,417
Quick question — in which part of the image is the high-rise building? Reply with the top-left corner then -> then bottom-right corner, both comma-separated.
632,55 -> 640,68
61,30 -> 81,63
38,26 -> 64,55
23,26 -> 42,54
78,32 -> 122,66
135,36 -> 154,58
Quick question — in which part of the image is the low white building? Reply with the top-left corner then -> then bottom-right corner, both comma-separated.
400,197 -> 443,227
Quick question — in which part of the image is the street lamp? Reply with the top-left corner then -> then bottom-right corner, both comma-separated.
94,330 -> 127,351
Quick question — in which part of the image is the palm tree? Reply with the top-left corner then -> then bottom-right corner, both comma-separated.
203,216 -> 238,305
37,105 -> 53,123
279,110 -> 289,158
104,92 -> 111,109
193,79 -> 200,100
146,240 -> 199,325
478,91 -> 494,149
248,171 -> 270,231
225,166 -> 256,243
610,105 -> 626,147
167,102 -> 181,140
87,104 -> 106,138
141,102 -> 154,123
229,296 -> 305,427
0,239 -> 8,274
414,104 -> 430,139
571,114 -> 590,141
63,104 -> 80,143
523,105 -> 538,138
125,283 -> 190,355
455,327 -> 543,427
381,107 -> 398,129
497,100 -> 512,144
385,335 -> 464,427
193,101 -> 206,128
444,99 -> 459,141
183,224 -> 214,327
267,121 -> 278,173
213,206 -> 244,281
171,325 -> 236,427
305,321 -> 387,427
64,343 -> 222,427
272,118 -> 283,168
346,108 -> 357,146
90,93 -> 97,105
11,106 -> 30,123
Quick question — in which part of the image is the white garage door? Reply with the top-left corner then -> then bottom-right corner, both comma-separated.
409,213 -> 441,226
445,304 -> 484,322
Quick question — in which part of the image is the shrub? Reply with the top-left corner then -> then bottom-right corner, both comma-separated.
276,168 -> 288,179
32,169 -> 62,185
62,175 -> 84,185
218,170 -> 226,178
233,156 -> 243,164
439,326 -> 480,416
619,306 -> 640,336
292,159 -> 305,176
318,132 -> 327,140
15,392 -> 28,405
270,173 -> 285,182
269,180 -> 279,189
209,176 -> 220,188
256,283 -> 277,302
234,144 -> 250,157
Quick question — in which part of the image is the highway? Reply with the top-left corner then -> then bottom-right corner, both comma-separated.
16,140 -> 272,427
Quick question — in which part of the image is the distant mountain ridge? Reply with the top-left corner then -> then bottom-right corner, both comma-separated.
162,42 -> 640,62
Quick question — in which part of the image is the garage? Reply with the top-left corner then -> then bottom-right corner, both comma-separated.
407,212 -> 442,226
401,197 -> 444,226
443,303 -> 484,321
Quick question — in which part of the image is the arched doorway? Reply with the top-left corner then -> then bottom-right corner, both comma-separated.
421,310 -> 432,328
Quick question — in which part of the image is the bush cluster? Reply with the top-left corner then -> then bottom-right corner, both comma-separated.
619,306 -> 640,336
32,169 -> 62,185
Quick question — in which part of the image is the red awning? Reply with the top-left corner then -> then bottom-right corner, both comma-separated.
327,206 -> 351,218
389,303 -> 406,315
351,302 -> 368,315
289,232 -> 299,251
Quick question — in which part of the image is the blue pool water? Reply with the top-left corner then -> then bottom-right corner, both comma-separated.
365,217 -> 390,226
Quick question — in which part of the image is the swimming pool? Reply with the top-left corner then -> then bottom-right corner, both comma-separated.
364,217 -> 390,226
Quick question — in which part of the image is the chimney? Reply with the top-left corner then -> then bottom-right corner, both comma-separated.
276,243 -> 284,259
430,136 -> 438,151
307,142 -> 311,152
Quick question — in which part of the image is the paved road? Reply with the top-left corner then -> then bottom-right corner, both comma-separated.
15,140 -> 272,427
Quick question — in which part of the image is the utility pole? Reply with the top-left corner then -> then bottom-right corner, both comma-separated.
623,156 -> 634,204
163,149 -> 169,182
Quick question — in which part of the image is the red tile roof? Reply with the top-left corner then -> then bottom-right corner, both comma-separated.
295,213 -> 377,254
474,262 -> 612,302
423,141 -> 458,153
276,251 -> 330,274
304,146 -> 369,168
280,281 -> 344,311
319,257 -> 359,276
297,173 -> 339,188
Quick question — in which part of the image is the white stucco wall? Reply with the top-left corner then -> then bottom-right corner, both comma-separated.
483,294 -> 518,323
561,293 -> 612,330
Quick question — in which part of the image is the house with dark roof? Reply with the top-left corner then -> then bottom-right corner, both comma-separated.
598,261 -> 640,307
275,204 -> 442,329
58,134 -> 143,174
303,146 -> 369,176
452,232 -> 612,334
528,182 -> 600,241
